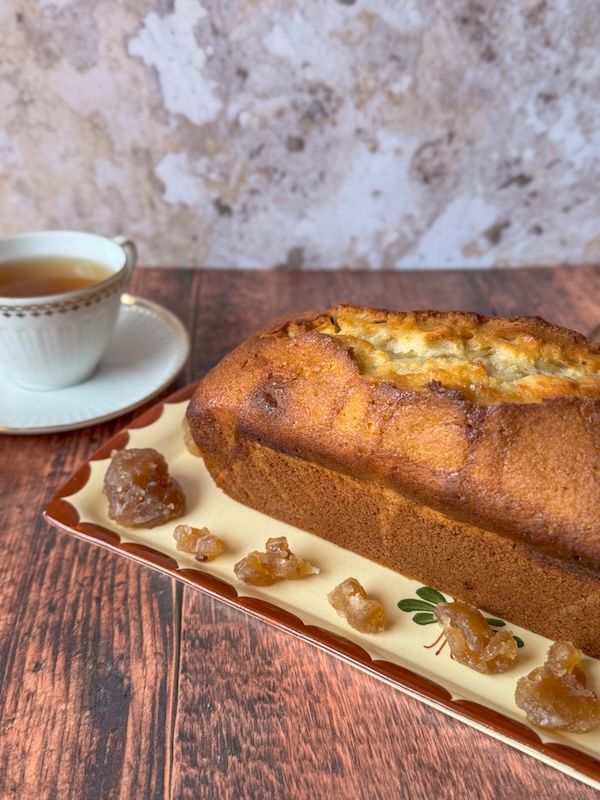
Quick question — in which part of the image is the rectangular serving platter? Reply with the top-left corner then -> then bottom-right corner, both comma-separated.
45,383 -> 600,791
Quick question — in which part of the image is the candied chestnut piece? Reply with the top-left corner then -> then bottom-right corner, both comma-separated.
434,601 -> 518,674
104,447 -> 186,528
234,536 -> 319,586
515,640 -> 600,733
328,577 -> 387,634
173,524 -> 226,562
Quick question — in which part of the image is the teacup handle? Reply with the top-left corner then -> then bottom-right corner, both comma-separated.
112,236 -> 137,284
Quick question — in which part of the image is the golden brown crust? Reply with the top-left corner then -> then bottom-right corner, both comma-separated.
187,306 -> 600,570
286,305 -> 600,404
186,306 -> 600,654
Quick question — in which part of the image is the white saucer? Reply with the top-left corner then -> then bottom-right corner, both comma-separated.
0,294 -> 190,434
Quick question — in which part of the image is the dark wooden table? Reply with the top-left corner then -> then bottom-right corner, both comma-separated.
1,267 -> 599,800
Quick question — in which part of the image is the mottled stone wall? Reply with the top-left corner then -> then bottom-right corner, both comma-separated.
2,0 -> 600,269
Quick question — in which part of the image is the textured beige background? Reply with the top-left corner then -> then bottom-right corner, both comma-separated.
2,0 -> 600,269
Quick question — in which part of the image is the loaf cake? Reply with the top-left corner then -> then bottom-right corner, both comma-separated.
186,305 -> 600,657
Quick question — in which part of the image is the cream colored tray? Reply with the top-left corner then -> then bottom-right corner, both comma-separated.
45,384 -> 600,791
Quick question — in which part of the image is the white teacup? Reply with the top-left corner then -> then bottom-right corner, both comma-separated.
0,231 -> 137,391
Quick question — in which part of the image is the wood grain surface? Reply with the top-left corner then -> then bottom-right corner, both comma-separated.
1,266 -> 599,800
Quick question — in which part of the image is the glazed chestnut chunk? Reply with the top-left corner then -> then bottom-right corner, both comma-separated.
173,524 -> 226,562
104,447 -> 186,528
434,601 -> 519,674
234,536 -> 319,586
328,577 -> 387,634
515,641 -> 600,733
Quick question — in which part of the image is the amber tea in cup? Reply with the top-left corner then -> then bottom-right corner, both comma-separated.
0,231 -> 137,391
0,256 -> 113,298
